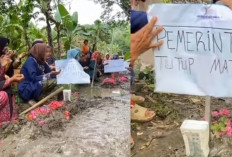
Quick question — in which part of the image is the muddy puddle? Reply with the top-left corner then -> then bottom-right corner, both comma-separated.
72,85 -> 130,102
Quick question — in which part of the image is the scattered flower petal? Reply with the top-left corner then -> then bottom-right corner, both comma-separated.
212,111 -> 219,117
219,109 -> 230,116
39,121 -> 45,126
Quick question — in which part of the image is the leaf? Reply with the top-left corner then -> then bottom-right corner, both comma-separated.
221,127 -> 226,132
58,4 -> 74,31
54,10 -> 61,23
148,84 -> 155,91
137,132 -> 143,136
212,124 -> 220,131
71,12 -> 78,25
124,51 -> 130,61
58,4 -> 69,17
64,40 -> 70,51
218,122 -> 226,131
190,98 -> 201,104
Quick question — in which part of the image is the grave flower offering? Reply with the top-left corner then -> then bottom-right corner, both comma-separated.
211,108 -> 231,138
226,120 -> 232,137
64,111 -> 70,120
39,107 -> 51,114
39,121 -> 45,126
49,101 -> 64,110
27,114 -> 36,121
212,111 -> 219,117
119,76 -> 128,82
71,92 -> 79,102
202,116 -> 206,121
219,109 -> 230,117
102,78 -> 116,85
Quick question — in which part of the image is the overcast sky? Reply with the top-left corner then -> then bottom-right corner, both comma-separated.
69,0 -> 103,25
69,0 -> 122,25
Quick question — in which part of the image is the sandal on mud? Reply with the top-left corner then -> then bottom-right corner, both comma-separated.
131,104 -> 155,122
131,94 -> 145,104
131,137 -> 135,149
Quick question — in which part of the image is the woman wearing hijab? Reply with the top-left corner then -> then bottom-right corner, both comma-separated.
0,37 -> 27,77
92,51 -> 103,77
67,48 -> 81,61
79,52 -> 97,81
0,38 -> 24,123
112,53 -> 119,60
18,43 -> 60,104
104,53 -> 110,61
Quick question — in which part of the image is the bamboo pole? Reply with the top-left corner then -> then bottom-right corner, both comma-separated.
91,60 -> 97,88
19,86 -> 64,115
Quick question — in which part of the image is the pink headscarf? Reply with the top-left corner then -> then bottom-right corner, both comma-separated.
91,51 -> 101,61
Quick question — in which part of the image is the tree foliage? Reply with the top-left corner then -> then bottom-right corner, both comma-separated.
92,0 -> 130,21
0,0 -> 130,59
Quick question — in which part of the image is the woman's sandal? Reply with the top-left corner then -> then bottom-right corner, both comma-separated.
131,104 -> 156,122
131,94 -> 145,104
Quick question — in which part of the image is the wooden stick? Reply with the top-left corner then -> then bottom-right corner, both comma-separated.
19,86 -> 64,115
91,60 -> 97,88
145,95 -> 157,104
205,96 -> 211,140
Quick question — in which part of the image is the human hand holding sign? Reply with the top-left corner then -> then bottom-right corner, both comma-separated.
50,65 -> 56,71
131,17 -> 164,66
50,70 -> 61,76
217,0 -> 232,9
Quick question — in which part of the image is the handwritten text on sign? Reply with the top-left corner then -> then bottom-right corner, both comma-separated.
55,59 -> 90,84
104,59 -> 127,73
148,4 -> 232,97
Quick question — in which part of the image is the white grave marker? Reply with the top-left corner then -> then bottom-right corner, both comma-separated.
55,59 -> 90,84
180,120 -> 209,157
63,89 -> 71,101
148,4 -> 232,97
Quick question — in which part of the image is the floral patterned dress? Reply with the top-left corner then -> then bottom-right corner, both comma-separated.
0,67 -> 17,123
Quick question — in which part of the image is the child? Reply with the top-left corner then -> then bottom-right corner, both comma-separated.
46,46 -> 55,71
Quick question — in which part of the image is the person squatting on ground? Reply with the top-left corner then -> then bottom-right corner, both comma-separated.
18,43 -> 60,105
0,37 -> 24,123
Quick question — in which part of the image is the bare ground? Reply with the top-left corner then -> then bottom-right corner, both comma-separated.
131,86 -> 232,157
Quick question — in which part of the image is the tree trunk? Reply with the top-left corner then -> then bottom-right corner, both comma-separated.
24,29 -> 30,50
45,12 -> 53,48
69,36 -> 72,50
57,25 -> 61,59
92,43 -> 96,52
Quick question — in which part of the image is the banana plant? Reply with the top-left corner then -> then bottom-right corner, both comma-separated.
57,4 -> 78,51
0,0 -> 35,50
81,20 -> 111,52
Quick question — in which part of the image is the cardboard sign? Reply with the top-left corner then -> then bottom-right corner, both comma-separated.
55,59 -> 90,84
148,4 -> 232,97
104,59 -> 127,73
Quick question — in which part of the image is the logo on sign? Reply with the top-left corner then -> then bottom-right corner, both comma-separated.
197,5 -> 220,19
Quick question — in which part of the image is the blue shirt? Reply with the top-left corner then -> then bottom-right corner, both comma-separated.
18,56 -> 51,101
131,10 -> 148,33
